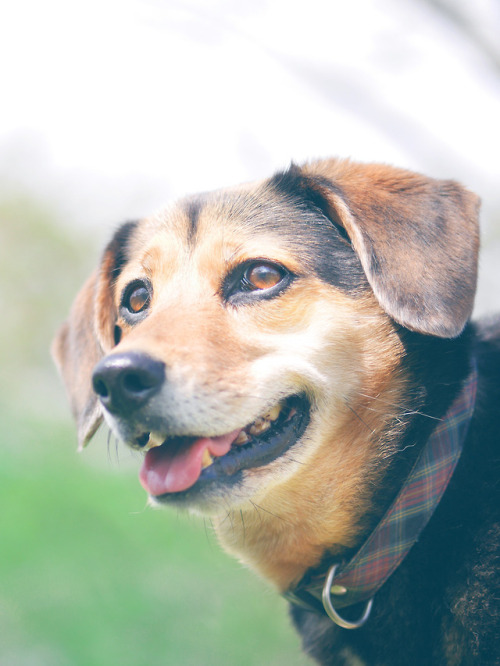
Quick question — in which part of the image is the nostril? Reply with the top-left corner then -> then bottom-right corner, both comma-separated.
123,371 -> 155,395
136,432 -> 150,448
93,377 -> 110,398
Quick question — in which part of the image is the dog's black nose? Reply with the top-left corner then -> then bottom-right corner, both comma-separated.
92,352 -> 165,414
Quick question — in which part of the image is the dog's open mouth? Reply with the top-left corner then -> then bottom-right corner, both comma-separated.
138,395 -> 310,497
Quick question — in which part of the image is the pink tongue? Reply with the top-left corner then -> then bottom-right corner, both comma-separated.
139,429 -> 242,495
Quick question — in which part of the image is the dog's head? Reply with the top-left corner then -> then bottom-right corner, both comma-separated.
53,159 -> 479,586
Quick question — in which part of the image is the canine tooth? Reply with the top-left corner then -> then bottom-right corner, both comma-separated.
201,449 -> 213,469
146,432 -> 164,450
263,403 -> 283,422
234,431 -> 250,445
249,418 -> 271,436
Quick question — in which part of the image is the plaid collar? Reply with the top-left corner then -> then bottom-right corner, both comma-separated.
284,363 -> 478,629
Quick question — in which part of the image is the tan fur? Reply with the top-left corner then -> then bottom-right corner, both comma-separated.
53,158 -> 479,595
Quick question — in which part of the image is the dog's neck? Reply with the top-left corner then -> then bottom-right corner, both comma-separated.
285,363 -> 477,623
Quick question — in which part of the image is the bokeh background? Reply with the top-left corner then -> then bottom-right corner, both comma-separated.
1,1 -> 499,664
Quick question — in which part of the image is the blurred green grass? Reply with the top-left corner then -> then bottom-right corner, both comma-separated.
0,196 -> 309,665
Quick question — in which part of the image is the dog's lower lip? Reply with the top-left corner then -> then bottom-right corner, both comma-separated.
139,395 -> 310,499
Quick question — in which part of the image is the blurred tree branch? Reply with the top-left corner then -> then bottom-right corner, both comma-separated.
422,0 -> 500,74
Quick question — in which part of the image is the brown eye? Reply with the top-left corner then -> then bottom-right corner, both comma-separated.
122,281 -> 151,316
222,260 -> 291,303
128,286 -> 149,312
245,263 -> 284,290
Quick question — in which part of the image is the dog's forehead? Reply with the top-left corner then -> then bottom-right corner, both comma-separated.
148,184 -> 326,247
121,181 -> 363,292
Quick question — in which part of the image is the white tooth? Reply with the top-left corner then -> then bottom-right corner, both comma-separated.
201,449 -> 213,469
234,431 -> 250,445
249,418 -> 271,436
146,432 -> 164,450
263,403 -> 283,422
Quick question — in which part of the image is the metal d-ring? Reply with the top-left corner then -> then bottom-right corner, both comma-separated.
321,564 -> 374,630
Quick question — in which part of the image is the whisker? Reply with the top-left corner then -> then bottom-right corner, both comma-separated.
249,500 -> 263,524
221,505 -> 235,531
356,392 -> 442,422
203,518 -> 215,548
346,403 -> 376,435
361,405 -> 406,427
287,457 -> 305,466
106,429 -> 119,464
250,500 -> 286,522
396,442 -> 418,454
239,509 -> 246,546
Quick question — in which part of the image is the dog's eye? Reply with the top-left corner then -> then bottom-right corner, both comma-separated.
223,260 -> 292,304
128,286 -> 150,313
121,280 -> 152,317
245,263 -> 284,291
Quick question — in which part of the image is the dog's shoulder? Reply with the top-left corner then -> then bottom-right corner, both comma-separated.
431,315 -> 500,664
474,314 -> 500,390
468,315 -> 500,479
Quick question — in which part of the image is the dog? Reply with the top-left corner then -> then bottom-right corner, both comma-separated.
52,158 -> 499,665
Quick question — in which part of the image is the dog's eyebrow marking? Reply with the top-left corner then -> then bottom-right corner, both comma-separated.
184,196 -> 206,247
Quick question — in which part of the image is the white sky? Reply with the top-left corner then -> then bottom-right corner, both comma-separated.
0,0 -> 499,310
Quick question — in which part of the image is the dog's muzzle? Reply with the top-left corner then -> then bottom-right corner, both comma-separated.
91,351 -> 311,500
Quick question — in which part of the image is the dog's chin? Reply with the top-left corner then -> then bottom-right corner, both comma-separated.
136,394 -> 311,511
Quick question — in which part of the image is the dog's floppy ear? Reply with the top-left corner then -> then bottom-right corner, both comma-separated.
52,221 -> 138,449
52,271 -> 105,449
302,160 -> 480,338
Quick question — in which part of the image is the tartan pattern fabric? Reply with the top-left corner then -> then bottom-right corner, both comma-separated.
285,365 -> 478,613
